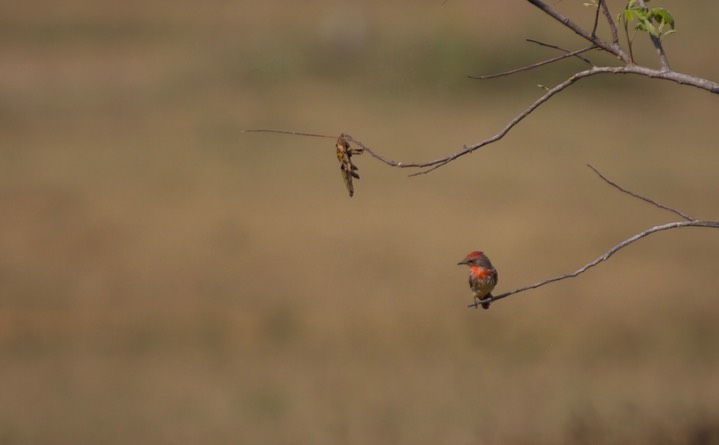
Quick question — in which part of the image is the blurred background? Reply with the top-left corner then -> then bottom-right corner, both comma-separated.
2,0 -> 718,443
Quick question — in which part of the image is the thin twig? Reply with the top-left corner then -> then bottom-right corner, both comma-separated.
525,0 -> 631,63
591,0 -> 601,37
587,164 -> 694,221
599,0 -> 619,46
624,18 -> 635,63
469,220 -> 719,308
633,0 -> 671,71
651,34 -> 671,71
526,39 -> 595,66
242,129 -> 337,139
341,134 -> 401,167
468,44 -> 595,80
347,68 -> 598,174
348,64 -> 719,175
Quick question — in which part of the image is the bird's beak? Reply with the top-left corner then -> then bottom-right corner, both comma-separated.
457,259 -> 468,265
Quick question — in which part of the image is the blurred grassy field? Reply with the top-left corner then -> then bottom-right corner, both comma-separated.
2,1 -> 719,443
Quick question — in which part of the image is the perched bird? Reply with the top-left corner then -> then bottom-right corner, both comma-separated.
458,251 -> 498,309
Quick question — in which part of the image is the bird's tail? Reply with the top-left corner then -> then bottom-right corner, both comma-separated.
481,294 -> 492,310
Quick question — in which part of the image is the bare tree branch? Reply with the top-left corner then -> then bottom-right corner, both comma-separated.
591,0 -> 601,37
525,0 -> 631,63
249,2 -> 719,177
599,0 -> 620,46
468,44 -> 595,80
586,164 -> 694,221
242,129 -> 337,139
346,68 -> 596,174
633,0 -> 671,71
468,166 -> 719,309
468,220 -> 719,309
467,44 -> 596,80
525,39 -> 595,66
347,65 -> 719,176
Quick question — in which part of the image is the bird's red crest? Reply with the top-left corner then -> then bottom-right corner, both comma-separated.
458,250 -> 495,270
465,251 -> 484,261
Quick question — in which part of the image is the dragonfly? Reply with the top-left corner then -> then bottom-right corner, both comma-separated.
243,129 -> 364,197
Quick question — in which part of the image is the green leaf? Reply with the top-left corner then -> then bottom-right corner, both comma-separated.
621,1 -> 676,40
651,8 -> 676,30
623,9 -> 636,23
660,29 -> 677,42
637,19 -> 659,37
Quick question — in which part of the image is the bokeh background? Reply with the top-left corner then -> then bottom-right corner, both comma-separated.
2,1 -> 719,443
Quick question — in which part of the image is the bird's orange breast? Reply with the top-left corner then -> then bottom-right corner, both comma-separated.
470,266 -> 495,280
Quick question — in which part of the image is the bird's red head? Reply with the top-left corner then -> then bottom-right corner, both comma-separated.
458,251 -> 494,269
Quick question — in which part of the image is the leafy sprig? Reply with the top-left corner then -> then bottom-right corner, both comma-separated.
620,0 -> 676,42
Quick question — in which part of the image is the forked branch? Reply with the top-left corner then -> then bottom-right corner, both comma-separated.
347,65 -> 719,176
347,0 -> 717,175
468,165 -> 719,309
527,0 -> 630,61
247,1 -> 718,182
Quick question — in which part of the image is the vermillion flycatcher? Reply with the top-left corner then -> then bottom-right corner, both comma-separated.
458,251 -> 498,309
